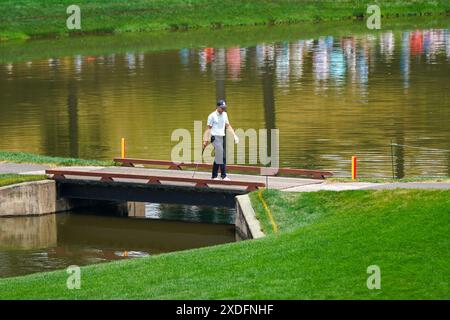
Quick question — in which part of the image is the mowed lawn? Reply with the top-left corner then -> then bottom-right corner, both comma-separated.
0,151 -> 115,167
0,174 -> 47,188
0,189 -> 448,299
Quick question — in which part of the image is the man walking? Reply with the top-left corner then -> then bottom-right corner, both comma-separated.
203,100 -> 239,180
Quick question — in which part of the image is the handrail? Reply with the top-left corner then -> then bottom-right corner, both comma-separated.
113,158 -> 332,179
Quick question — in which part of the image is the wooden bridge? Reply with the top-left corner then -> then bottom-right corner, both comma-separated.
113,158 -> 333,179
45,158 -> 332,208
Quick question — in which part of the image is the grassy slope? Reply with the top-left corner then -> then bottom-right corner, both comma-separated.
328,177 -> 450,183
0,189 -> 448,299
0,151 -> 115,167
0,174 -> 48,187
0,0 -> 449,40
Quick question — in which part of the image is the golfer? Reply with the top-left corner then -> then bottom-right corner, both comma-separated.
203,100 -> 239,180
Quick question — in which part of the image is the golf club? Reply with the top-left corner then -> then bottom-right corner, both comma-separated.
192,144 -> 207,178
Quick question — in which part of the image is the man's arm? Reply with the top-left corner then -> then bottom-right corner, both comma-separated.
226,123 -> 239,144
225,123 -> 235,135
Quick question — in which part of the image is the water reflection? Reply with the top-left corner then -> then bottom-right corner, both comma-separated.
0,27 -> 449,177
0,214 -> 57,250
401,32 -> 410,90
329,45 -> 345,86
0,209 -> 235,278
145,203 -> 235,224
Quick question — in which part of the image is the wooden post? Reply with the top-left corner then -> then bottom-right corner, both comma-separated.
121,138 -> 126,159
352,156 -> 357,180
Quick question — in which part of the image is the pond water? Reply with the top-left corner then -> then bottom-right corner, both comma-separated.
1,23 -> 449,178
0,205 -> 235,278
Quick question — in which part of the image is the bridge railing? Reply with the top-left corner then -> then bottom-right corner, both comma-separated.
113,158 -> 333,179
45,169 -> 265,191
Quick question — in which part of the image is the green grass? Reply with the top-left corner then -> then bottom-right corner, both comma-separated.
0,174 -> 48,187
0,189 -> 448,299
328,176 -> 450,183
0,151 -> 116,167
0,0 -> 449,40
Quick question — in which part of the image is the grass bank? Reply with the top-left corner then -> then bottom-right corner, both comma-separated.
1,189 -> 448,299
0,174 -> 48,188
0,0 -> 449,40
327,176 -> 450,183
0,151 -> 115,167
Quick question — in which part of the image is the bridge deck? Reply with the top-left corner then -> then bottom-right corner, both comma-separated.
46,166 -> 324,192
113,158 -> 333,179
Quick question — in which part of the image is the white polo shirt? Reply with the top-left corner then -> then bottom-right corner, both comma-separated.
207,110 -> 229,136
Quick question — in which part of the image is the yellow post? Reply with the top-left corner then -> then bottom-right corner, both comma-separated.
352,156 -> 357,180
121,138 -> 126,159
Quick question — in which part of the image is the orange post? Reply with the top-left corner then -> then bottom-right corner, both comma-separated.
121,138 -> 126,159
352,156 -> 357,180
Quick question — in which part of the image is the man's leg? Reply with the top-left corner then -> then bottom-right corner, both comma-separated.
212,161 -> 219,178
211,136 -> 222,179
220,134 -> 227,178
220,163 -> 226,178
